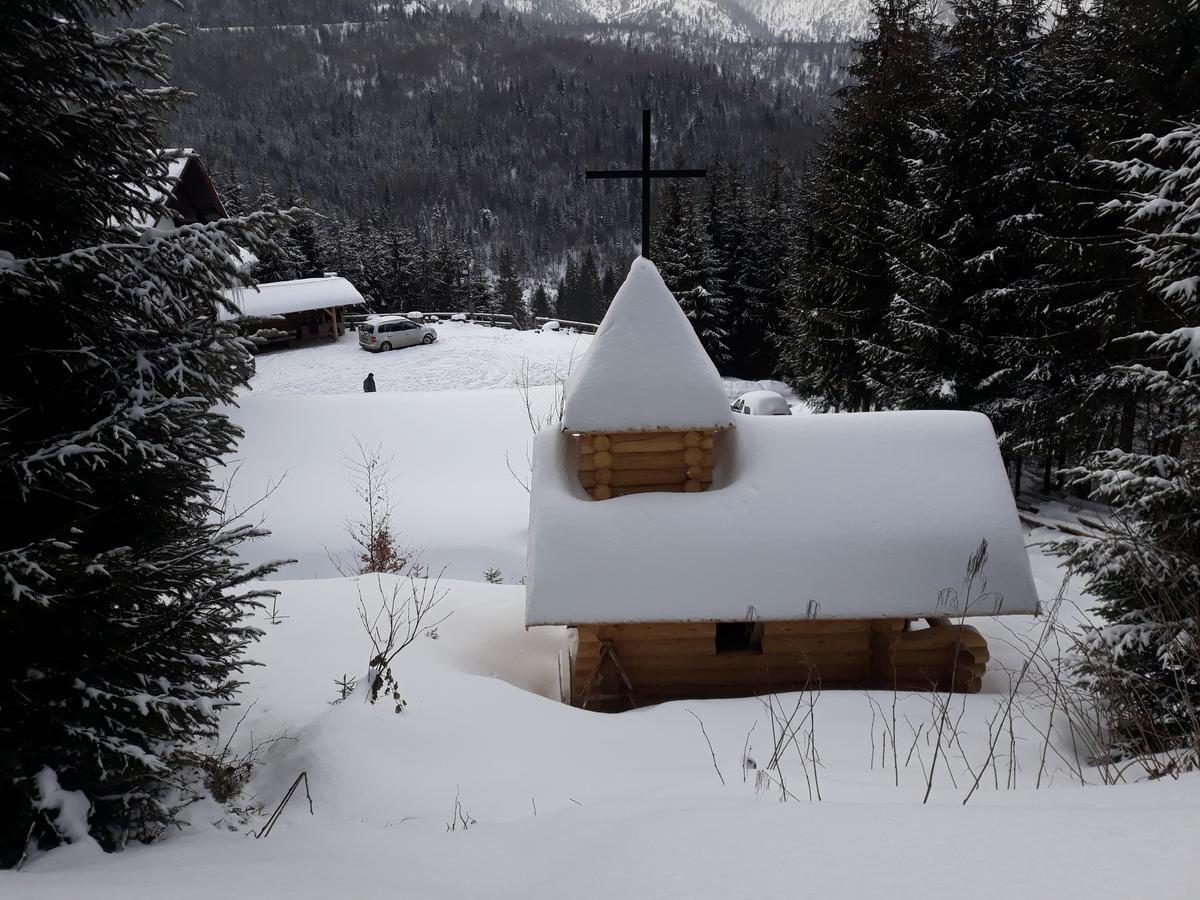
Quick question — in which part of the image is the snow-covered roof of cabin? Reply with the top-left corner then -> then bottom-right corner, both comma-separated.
220,276 -> 365,320
526,411 -> 1040,625
561,258 -> 734,433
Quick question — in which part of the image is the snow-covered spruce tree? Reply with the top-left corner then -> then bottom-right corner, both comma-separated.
530,283 -> 552,321
575,247 -> 606,325
495,246 -> 526,327
877,1 -> 1052,419
0,2 -> 288,864
707,164 -> 784,379
1054,124 -> 1200,767
779,0 -> 939,411
657,178 -> 731,369
249,184 -> 301,283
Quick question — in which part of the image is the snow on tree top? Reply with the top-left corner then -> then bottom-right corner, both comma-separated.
220,275 -> 364,320
526,410 -> 1040,625
562,258 -> 734,433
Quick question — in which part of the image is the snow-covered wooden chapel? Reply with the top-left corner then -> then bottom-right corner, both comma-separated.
526,258 -> 1040,711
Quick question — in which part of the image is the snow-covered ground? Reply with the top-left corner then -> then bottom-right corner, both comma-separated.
249,322 -> 590,395
11,576 -> 1198,899
8,327 -> 1196,898
229,326 -> 802,581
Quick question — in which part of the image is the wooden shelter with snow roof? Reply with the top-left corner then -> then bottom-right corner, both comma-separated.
525,259 -> 1041,711
221,274 -> 363,346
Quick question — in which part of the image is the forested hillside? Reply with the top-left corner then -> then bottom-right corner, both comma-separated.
152,3 -> 844,281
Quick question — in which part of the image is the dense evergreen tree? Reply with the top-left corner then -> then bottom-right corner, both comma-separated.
0,0 -> 285,864
658,179 -> 731,368
530,283 -> 552,321
496,247 -> 526,326
1054,122 -> 1200,762
781,0 -> 939,410
250,186 -> 301,282
876,0 -> 1051,421
575,248 -> 606,325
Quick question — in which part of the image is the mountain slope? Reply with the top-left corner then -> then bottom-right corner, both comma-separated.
160,9 -> 842,269
473,0 -> 870,41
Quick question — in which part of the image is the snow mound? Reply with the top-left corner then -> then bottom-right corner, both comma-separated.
527,410 -> 1039,625
562,258 -> 734,434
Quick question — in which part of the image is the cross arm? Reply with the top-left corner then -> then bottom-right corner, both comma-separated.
585,169 -> 708,179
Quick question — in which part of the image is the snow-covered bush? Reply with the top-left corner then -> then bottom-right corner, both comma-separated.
1055,123 -> 1200,771
0,1 -> 290,864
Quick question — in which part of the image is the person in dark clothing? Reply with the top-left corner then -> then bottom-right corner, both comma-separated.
363,373 -> 376,393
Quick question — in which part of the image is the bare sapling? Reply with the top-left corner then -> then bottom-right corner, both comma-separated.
686,709 -> 726,786
356,569 -> 452,712
504,356 -> 571,493
331,438 -> 415,576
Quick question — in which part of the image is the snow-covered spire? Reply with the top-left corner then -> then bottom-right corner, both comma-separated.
562,258 -> 734,433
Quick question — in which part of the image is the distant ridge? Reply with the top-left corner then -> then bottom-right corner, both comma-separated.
452,0 -> 871,42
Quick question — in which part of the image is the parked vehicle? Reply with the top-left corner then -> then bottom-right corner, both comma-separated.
731,390 -> 792,415
358,315 -> 438,352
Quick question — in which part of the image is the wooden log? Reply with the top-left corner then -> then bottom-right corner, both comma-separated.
700,437 -> 714,450
684,431 -> 703,448
684,479 -> 703,492
620,665 -> 872,688
610,451 -> 687,470
762,634 -> 871,653
580,628 -> 710,643
578,624 -> 892,643
575,648 -> 870,672
589,635 -> 718,654
686,465 -> 713,481
578,456 -> 596,472
892,648 -> 993,672
608,467 -> 688,487
580,435 -> 594,453
894,625 -> 988,652
594,469 -> 612,486
593,450 -> 612,469
593,435 -> 611,451
576,629 -> 718,647
683,447 -> 704,466
575,636 -> 717,658
610,434 -> 688,453
765,619 -> 895,636
592,484 -> 612,501
579,471 -> 596,487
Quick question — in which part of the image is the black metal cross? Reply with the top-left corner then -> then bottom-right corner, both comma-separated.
586,109 -> 706,261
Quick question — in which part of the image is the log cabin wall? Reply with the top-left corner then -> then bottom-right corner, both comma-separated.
571,620 -> 989,711
577,429 -> 716,500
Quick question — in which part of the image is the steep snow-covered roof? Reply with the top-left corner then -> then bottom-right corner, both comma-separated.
526,411 -> 1040,625
562,258 -> 734,433
220,276 -> 364,320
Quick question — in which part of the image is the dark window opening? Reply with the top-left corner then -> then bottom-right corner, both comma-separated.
715,621 -> 764,655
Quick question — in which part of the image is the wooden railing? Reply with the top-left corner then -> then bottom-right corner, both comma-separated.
345,311 -> 599,332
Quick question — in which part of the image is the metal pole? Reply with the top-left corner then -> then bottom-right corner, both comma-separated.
641,108 -> 651,259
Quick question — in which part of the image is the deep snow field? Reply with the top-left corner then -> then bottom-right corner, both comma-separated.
7,328 -> 1196,899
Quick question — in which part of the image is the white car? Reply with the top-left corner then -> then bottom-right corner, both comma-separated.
358,316 -> 438,352
731,390 -> 792,416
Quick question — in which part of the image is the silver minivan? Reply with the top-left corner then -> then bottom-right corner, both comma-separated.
358,316 -> 438,352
